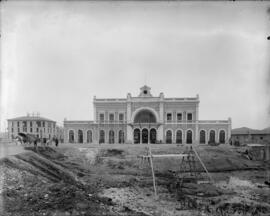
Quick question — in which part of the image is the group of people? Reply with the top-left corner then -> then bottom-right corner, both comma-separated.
15,134 -> 59,147
34,137 -> 59,147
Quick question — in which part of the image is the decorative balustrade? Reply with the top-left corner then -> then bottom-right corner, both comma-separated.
64,120 -> 230,125
165,120 -> 230,124
94,97 -> 199,102
95,98 -> 126,102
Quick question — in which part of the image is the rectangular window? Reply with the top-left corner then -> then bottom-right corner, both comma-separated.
36,121 -> 41,127
99,113 -> 104,122
119,113 -> 124,121
30,121 -> 32,127
11,128 -> 14,132
30,128 -> 32,132
37,128 -> 39,132
187,113 -> 192,121
23,121 -> 27,127
18,128 -> 20,132
177,113 -> 182,121
23,127 -> 27,132
17,122 -> 20,127
109,113 -> 114,122
167,113 -> 172,121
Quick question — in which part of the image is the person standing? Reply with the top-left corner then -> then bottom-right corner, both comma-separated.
55,138 -> 59,147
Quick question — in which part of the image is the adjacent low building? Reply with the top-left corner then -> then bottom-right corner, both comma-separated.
231,127 -> 270,146
64,86 -> 232,144
7,114 -> 57,140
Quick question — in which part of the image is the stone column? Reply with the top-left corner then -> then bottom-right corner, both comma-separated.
74,130 -> 78,143
127,125 -> 133,143
140,129 -> 142,144
84,130 -> 87,144
183,130 -> 186,144
195,121 -> 199,144
159,93 -> 164,123
157,125 -> 163,143
148,129 -> 150,144
127,93 -> 132,122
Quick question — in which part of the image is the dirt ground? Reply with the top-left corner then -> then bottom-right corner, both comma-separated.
0,143 -> 270,216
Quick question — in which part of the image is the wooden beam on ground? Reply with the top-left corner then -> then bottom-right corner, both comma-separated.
138,154 -> 188,159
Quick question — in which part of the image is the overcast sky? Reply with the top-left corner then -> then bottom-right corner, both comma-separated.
1,1 -> 270,131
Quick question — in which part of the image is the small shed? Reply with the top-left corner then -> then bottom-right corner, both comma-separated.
244,144 -> 269,161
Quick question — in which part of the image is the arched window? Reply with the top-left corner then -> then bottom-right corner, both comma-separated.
219,130 -> 225,144
87,130 -> 92,143
134,110 -> 156,123
150,128 -> 157,144
200,130 -> 206,144
209,130 -> 215,144
78,130 -> 83,143
119,130 -> 124,143
166,130 -> 172,144
69,130 -> 74,143
176,130 -> 182,144
134,129 -> 140,144
186,130 -> 192,144
109,130 -> 115,144
99,130 -> 105,144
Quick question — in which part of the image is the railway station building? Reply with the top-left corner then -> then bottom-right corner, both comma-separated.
64,86 -> 231,144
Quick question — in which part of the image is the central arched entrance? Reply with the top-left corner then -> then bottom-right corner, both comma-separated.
134,110 -> 157,123
109,130 -> 115,144
142,128 -> 148,143
132,108 -> 158,144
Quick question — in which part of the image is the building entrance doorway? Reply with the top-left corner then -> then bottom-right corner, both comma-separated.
142,129 -> 148,143
150,128 -> 156,144
134,129 -> 140,144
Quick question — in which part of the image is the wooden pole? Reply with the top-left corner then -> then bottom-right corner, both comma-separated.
147,122 -> 157,198
192,145 -> 214,183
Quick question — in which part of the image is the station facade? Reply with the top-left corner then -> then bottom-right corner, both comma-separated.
64,86 -> 231,144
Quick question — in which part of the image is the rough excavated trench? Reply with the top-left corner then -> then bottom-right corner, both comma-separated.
0,145 -> 269,216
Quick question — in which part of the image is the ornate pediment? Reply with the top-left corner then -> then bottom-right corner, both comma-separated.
139,85 -> 153,97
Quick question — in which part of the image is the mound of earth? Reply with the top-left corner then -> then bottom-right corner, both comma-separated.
0,147 -> 147,216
